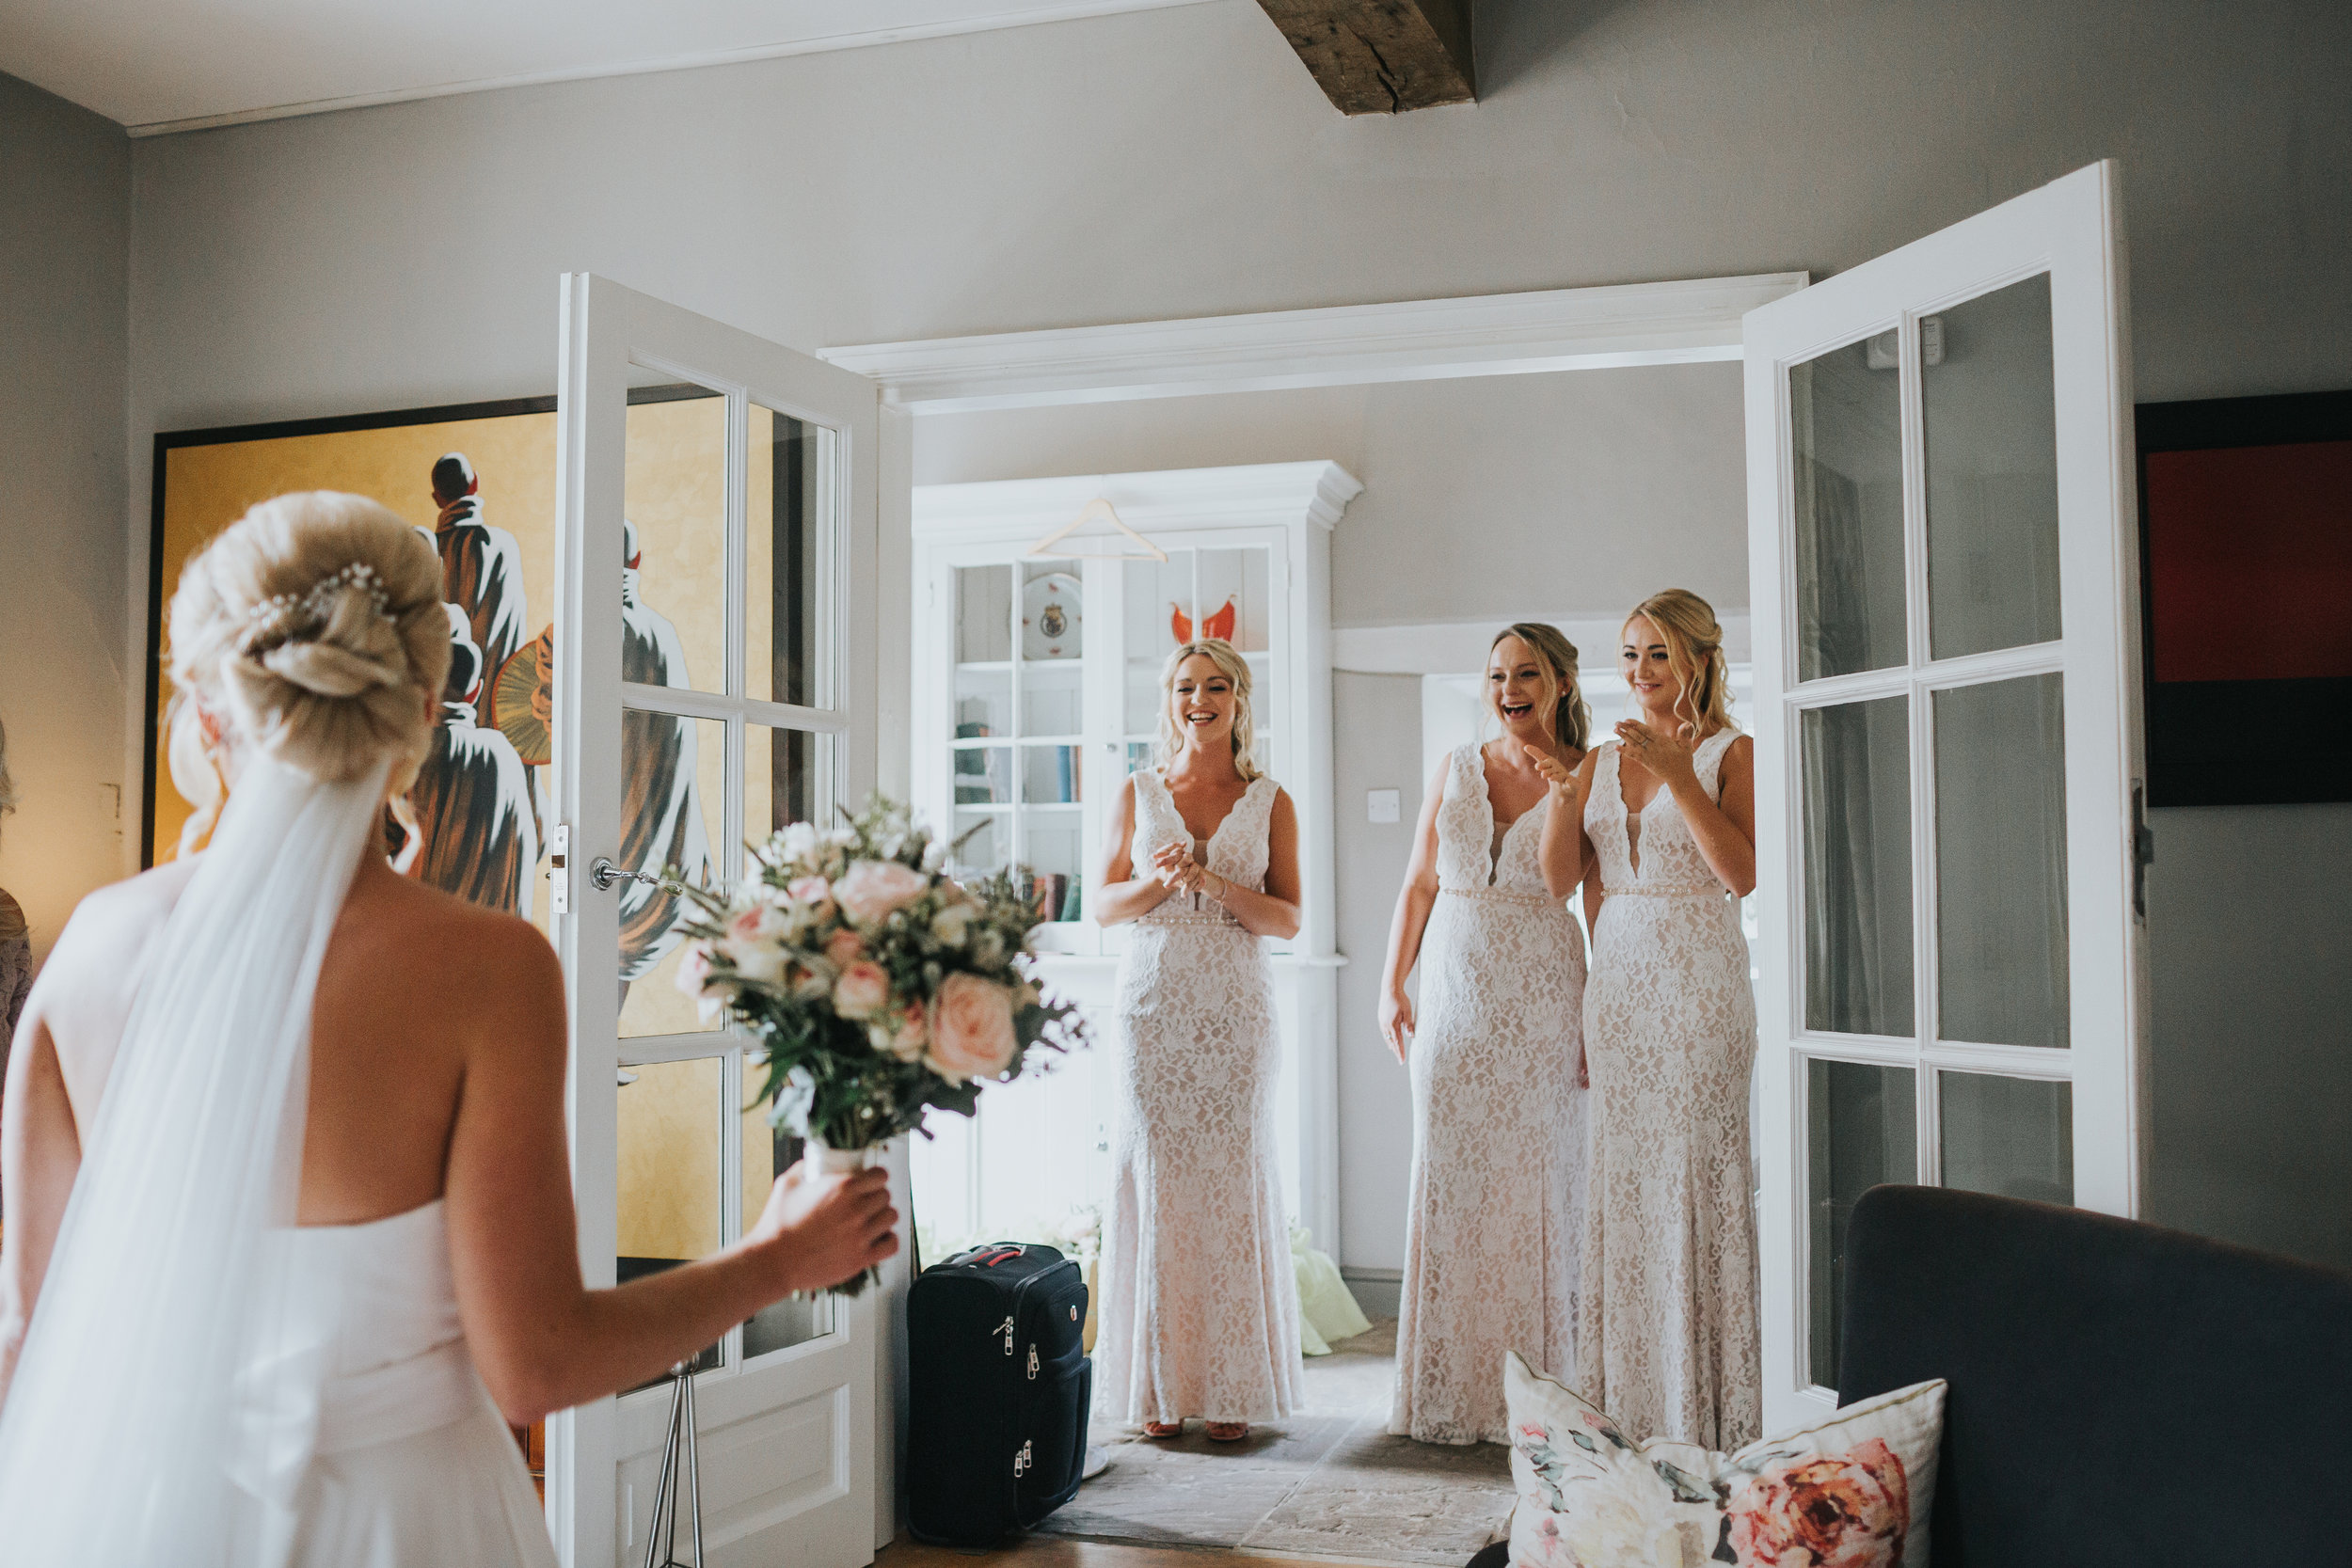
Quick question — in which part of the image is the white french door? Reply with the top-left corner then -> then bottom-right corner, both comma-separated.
1743,163 -> 2149,1433
549,274 -> 888,1568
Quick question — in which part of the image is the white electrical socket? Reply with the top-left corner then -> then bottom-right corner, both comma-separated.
1367,788 -> 1401,824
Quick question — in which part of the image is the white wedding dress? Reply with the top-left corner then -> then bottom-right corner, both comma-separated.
1095,770 -> 1305,1426
262,1201 -> 557,1566
0,758 -> 554,1566
1391,744 -> 1588,1445
1580,729 -> 1762,1449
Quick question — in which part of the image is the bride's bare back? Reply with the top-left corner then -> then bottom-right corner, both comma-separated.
5,842 -> 898,1423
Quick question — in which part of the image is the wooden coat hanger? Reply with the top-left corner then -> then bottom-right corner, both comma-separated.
1026,497 -> 1169,562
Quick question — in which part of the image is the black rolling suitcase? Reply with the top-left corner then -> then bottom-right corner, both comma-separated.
907,1242 -> 1091,1544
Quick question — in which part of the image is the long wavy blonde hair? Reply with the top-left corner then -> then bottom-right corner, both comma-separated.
1154,639 -> 1263,781
1486,623 -> 1592,752
1624,588 -> 1736,741
166,492 -> 450,855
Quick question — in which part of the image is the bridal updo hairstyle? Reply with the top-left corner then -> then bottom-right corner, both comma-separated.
167,492 -> 451,852
1486,622 -> 1592,752
1626,588 -> 1735,741
1155,639 -> 1263,781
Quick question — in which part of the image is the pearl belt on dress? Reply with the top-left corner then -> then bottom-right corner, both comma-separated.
1602,882 -> 1727,899
1439,885 -> 1564,910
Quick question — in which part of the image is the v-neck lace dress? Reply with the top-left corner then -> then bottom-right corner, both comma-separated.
1095,770 -> 1305,1426
1390,744 -> 1588,1445
1580,729 -> 1761,1449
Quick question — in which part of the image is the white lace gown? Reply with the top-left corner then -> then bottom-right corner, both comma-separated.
1391,744 -> 1588,1446
250,1199 -> 557,1567
1580,728 -> 1762,1449
1095,770 -> 1305,1426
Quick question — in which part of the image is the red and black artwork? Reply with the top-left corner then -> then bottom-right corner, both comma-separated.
2137,389 -> 2352,806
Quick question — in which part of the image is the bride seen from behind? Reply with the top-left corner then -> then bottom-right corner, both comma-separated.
0,493 -> 897,1565
1090,640 -> 1305,1445
1380,624 -> 1594,1444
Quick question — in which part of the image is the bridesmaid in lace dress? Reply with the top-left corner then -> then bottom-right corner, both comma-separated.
1093,639 -> 1305,1442
1535,588 -> 1761,1449
1380,624 -> 1593,1444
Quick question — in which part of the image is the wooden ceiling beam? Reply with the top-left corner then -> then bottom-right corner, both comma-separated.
1256,0 -> 1476,115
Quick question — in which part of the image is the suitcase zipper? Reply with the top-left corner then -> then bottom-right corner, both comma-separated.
1013,1439 -> 1032,1478
1026,1344 -> 1039,1380
995,1315 -> 1016,1354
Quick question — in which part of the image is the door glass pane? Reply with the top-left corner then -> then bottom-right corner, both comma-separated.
1940,1071 -> 2073,1204
1194,547 -> 1271,653
619,713 -> 723,1038
1924,274 -> 2062,659
956,565 -> 1012,663
1806,1059 -> 1916,1389
1935,673 -> 2068,1047
750,404 -> 834,708
1789,341 -> 1905,680
1018,557 -> 1083,743
747,722 -> 832,847
1802,698 -> 1914,1037
740,1118 -> 837,1357
624,380 -> 728,698
619,1056 -> 725,1384
1123,549 -> 1194,736
1021,748 -> 1085,924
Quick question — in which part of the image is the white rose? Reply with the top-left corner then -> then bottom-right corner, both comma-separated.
931,901 -> 974,948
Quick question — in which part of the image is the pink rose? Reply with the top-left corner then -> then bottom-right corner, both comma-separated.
825,929 -> 866,969
1729,1438 -> 1909,1568
896,1000 -> 929,1047
727,905 -> 784,943
833,959 -> 892,1020
833,859 -> 929,926
787,874 -> 833,909
674,942 -> 714,995
926,972 -> 1019,1085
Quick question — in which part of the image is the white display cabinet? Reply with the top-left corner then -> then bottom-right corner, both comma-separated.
908,462 -> 1360,1260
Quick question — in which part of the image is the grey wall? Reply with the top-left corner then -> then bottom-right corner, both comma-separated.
0,74 -> 128,965
1330,672 -> 1426,1278
90,0 -> 2352,1272
914,364 -> 1750,628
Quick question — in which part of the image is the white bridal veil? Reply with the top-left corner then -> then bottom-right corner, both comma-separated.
0,754 -> 391,1565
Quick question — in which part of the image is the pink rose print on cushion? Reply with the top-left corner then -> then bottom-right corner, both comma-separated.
927,972 -> 1019,1084
834,859 -> 929,925
1729,1437 -> 1910,1568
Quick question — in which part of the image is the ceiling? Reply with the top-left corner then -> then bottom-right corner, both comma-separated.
0,0 -> 1215,135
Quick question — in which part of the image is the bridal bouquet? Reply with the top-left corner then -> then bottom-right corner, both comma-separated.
675,798 -> 1086,1290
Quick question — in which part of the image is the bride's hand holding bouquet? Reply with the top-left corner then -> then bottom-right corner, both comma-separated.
675,797 -> 1089,1292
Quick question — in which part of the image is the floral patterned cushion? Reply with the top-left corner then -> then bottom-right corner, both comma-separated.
1504,1352 -> 1945,1568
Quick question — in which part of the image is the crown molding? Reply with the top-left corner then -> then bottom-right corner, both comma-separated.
826,273 -> 1807,413
912,460 -> 1363,541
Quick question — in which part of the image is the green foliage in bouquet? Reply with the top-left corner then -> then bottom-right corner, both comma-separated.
675,796 -> 1087,1154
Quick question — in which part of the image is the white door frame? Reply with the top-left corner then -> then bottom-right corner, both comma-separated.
821,270 -> 1804,1271
550,272 -> 894,1568
1740,161 -> 2146,1433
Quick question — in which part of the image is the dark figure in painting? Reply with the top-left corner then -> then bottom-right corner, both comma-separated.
433,452 -> 530,693
618,517 -> 712,993
408,603 -> 541,918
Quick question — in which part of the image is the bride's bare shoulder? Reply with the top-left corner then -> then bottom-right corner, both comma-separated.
45,861 -> 200,973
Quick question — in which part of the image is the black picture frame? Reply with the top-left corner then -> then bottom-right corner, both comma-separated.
2136,388 -> 2352,808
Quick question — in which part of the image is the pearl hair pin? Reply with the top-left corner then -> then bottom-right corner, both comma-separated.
237,562 -> 396,645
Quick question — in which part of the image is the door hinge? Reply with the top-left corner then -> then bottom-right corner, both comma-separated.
548,824 -> 571,916
2130,783 -> 2154,921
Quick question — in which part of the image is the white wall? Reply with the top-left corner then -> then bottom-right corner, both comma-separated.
0,74 -> 128,966
90,0 -> 2352,1273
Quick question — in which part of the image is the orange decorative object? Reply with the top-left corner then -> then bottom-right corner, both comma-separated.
1169,597 -> 1237,645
